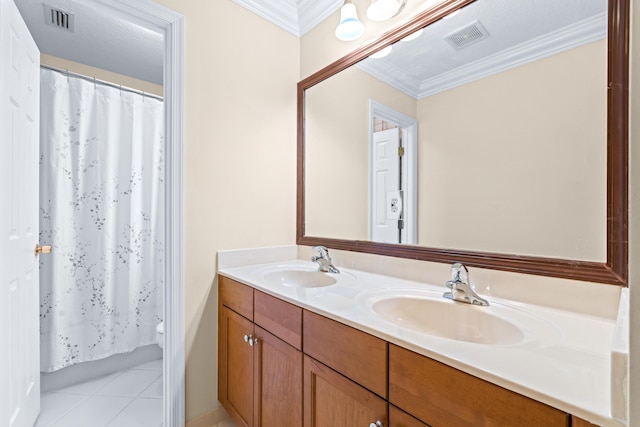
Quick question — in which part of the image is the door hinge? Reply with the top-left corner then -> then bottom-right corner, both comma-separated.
398,219 -> 404,230
398,147 -> 405,157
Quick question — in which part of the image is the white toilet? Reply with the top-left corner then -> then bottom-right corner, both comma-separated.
156,321 -> 164,349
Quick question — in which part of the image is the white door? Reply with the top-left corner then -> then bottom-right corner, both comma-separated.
0,0 -> 41,425
371,128 -> 402,243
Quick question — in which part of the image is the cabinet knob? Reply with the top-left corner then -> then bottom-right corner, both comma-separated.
243,334 -> 259,346
369,422 -> 383,427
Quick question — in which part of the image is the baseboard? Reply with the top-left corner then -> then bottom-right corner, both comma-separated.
186,406 -> 230,427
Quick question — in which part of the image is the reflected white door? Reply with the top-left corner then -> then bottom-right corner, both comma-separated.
371,128 -> 402,243
0,0 -> 41,425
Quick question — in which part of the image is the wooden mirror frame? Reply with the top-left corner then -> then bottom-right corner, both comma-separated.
297,0 -> 629,286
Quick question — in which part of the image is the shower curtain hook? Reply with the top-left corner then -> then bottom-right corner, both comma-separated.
93,76 -> 96,88
119,85 -> 122,96
65,69 -> 69,81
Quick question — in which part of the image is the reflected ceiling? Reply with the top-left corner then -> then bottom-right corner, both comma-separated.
357,0 -> 607,98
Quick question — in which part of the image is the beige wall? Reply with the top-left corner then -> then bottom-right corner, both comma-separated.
305,66 -> 416,240
149,0 -> 299,420
41,54 -> 163,96
417,40 -> 607,261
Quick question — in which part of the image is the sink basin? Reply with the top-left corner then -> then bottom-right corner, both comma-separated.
357,288 -> 558,346
263,269 -> 338,288
372,296 -> 524,345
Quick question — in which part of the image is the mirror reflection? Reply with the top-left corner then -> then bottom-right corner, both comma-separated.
305,0 -> 607,262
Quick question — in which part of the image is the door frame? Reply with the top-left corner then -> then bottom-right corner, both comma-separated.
368,100 -> 418,245
88,1 -> 185,425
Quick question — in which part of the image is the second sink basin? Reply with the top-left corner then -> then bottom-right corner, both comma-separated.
372,296 -> 523,345
357,288 -> 559,346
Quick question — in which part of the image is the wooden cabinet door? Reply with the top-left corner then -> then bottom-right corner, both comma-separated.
254,326 -> 302,427
304,355 -> 387,427
219,306 -> 255,427
389,406 -> 429,427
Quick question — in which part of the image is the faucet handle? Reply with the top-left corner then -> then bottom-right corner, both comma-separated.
450,262 -> 469,283
312,246 -> 330,259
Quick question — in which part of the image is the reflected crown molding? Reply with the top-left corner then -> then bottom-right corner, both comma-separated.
231,0 -> 342,37
356,12 -> 607,99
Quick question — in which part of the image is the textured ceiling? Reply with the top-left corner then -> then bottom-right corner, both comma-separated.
357,0 -> 607,98
13,0 -> 338,85
15,0 -> 164,85
13,0 -> 607,91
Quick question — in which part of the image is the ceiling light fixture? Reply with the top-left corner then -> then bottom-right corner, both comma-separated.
335,0 -> 365,41
336,0 -> 408,41
366,0 -> 407,22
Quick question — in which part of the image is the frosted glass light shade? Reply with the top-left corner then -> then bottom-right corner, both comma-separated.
370,45 -> 392,58
335,2 -> 364,41
366,0 -> 402,21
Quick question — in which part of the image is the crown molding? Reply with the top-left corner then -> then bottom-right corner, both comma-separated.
230,0 -> 299,36
231,0 -> 341,37
358,12 -> 607,99
298,0 -> 343,36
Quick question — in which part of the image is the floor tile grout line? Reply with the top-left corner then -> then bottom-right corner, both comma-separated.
136,371 -> 163,398
90,370 -> 125,397
102,396 -> 139,427
38,393 -> 92,427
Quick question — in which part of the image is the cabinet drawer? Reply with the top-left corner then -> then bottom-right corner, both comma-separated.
255,290 -> 302,350
303,310 -> 387,398
219,275 -> 253,320
389,344 -> 569,427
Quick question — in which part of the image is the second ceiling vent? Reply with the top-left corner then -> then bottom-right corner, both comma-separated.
43,4 -> 75,32
444,20 -> 490,50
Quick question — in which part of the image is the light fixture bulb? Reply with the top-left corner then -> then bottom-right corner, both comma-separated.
367,0 -> 402,22
401,29 -> 423,42
370,45 -> 392,59
335,1 -> 364,41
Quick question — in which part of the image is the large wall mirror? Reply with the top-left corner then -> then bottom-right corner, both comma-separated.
297,0 -> 628,285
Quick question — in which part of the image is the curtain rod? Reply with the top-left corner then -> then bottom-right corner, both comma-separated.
40,64 -> 164,102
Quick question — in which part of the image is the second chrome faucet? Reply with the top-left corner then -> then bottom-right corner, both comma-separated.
311,246 -> 340,274
443,262 -> 489,306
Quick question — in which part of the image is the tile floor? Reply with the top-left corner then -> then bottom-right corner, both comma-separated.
213,419 -> 237,427
36,359 -> 163,427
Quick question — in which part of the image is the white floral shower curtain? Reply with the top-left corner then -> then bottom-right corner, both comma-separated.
39,68 -> 164,372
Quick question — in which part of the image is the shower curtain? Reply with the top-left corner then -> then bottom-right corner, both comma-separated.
39,68 -> 164,372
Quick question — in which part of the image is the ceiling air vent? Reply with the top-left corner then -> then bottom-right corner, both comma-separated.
43,5 -> 75,32
444,20 -> 489,49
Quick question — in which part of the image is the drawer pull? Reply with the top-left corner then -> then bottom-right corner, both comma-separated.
370,421 -> 383,427
243,334 -> 259,346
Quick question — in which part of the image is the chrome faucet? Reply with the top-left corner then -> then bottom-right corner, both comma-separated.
443,262 -> 489,306
311,246 -> 340,274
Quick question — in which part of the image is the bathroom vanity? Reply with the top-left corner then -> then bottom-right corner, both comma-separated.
217,251 -> 625,427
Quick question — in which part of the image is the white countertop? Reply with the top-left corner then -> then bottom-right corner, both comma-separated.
219,258 -> 625,426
